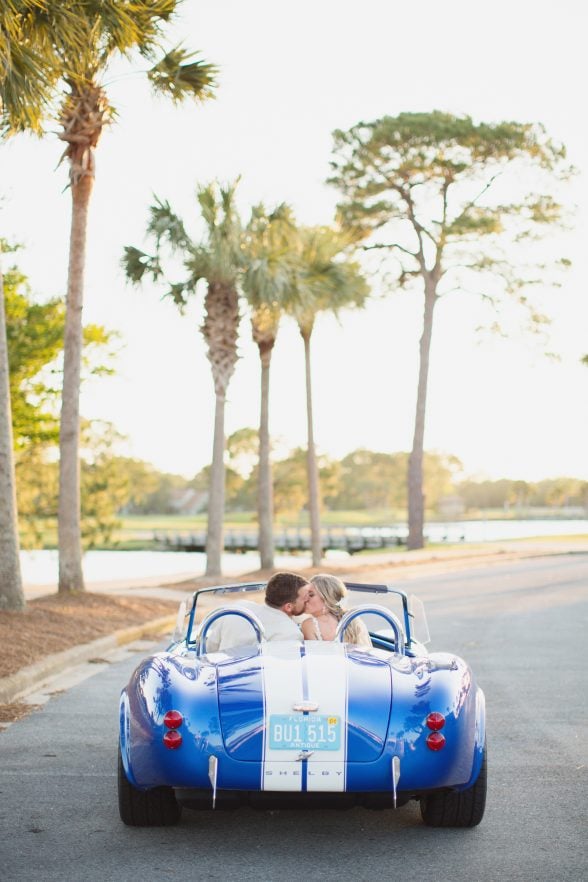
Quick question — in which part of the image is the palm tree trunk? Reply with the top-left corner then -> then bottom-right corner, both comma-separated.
0,252 -> 25,610
201,280 -> 239,577
408,280 -> 437,550
257,343 -> 274,570
205,391 -> 226,577
58,173 -> 93,593
301,329 -> 322,566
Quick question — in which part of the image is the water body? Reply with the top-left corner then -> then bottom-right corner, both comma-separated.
19,548 -> 322,587
364,518 -> 588,543
20,519 -> 588,586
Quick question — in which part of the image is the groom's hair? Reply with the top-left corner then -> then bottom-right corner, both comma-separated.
265,572 -> 308,608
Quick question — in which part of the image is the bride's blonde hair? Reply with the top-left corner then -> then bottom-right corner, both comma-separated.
310,574 -> 366,645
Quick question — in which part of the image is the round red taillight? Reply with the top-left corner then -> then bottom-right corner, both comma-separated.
426,731 -> 446,751
163,730 -> 183,750
163,710 -> 183,729
426,712 -> 445,731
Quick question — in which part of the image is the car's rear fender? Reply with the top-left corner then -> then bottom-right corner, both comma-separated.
383,653 -> 482,791
121,653 -> 222,790
454,686 -> 486,791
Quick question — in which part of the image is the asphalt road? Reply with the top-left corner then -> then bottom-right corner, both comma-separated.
1,553 -> 586,882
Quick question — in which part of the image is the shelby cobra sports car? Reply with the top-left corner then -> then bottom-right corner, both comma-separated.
118,582 -> 486,827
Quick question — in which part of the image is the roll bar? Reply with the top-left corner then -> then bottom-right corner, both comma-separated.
196,606 -> 266,656
335,604 -> 405,654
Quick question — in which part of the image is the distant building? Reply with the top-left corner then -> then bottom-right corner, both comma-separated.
437,495 -> 466,518
169,488 -> 208,515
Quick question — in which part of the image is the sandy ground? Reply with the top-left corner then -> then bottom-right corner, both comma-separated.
0,593 -> 178,680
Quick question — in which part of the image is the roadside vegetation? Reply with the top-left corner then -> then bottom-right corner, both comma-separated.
14,438 -> 588,551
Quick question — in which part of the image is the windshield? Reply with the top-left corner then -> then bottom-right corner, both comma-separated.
408,594 -> 431,645
183,582 -> 265,645
345,585 -> 409,641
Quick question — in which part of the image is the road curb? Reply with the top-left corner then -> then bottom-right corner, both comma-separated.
0,613 -> 176,705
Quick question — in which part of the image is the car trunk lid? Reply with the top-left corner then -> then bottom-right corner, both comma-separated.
217,642 -> 392,769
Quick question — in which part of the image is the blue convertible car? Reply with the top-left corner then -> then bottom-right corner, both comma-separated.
118,582 -> 486,827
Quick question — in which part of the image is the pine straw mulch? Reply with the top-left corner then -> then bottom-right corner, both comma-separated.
0,701 -> 42,723
0,592 -> 179,681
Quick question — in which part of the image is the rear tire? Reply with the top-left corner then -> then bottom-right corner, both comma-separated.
118,745 -> 182,826
420,742 -> 487,828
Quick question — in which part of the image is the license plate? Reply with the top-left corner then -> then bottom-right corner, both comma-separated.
269,714 -> 341,750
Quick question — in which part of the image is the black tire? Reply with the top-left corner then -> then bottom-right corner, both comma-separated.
118,745 -> 182,827
420,742 -> 487,828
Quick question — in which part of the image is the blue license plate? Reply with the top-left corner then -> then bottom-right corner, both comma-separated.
269,714 -> 341,750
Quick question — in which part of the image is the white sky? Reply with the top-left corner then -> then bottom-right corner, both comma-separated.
1,0 -> 587,482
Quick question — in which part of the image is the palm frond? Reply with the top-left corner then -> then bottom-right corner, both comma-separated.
0,4 -> 61,134
195,180 -> 243,284
184,245 -> 212,288
286,224 -> 370,328
147,45 -> 218,103
197,183 -> 218,233
162,280 -> 189,312
147,197 -> 190,251
0,44 -> 49,134
121,245 -> 162,284
242,202 -> 300,312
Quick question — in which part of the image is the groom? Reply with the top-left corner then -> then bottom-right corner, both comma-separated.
205,571 -> 310,651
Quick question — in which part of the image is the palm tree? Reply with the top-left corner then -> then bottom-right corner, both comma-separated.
287,226 -> 370,566
123,182 -> 242,577
0,4 -> 70,611
0,2 -> 217,593
242,204 -> 298,570
0,245 -> 24,610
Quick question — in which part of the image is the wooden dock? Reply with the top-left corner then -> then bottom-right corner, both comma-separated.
153,527 -> 408,555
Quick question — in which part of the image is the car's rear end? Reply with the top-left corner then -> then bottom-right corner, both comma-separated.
118,583 -> 486,826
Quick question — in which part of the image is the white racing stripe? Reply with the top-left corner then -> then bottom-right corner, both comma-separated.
303,642 -> 348,792
260,642 -> 304,791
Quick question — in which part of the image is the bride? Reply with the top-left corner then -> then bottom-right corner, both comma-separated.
301,573 -> 371,646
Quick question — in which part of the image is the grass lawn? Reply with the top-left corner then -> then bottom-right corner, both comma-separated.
21,510 -> 588,552
119,509 -> 409,533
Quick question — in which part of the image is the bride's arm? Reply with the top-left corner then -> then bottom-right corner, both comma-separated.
355,618 -> 372,647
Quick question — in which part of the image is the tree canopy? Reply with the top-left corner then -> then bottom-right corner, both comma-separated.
329,111 -> 572,548
329,111 -> 570,324
4,250 -> 116,450
3,248 -> 117,546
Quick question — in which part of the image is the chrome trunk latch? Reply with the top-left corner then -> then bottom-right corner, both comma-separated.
295,751 -> 315,761
292,701 -> 319,712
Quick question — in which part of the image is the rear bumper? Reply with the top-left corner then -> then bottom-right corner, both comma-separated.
174,787 -> 421,811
